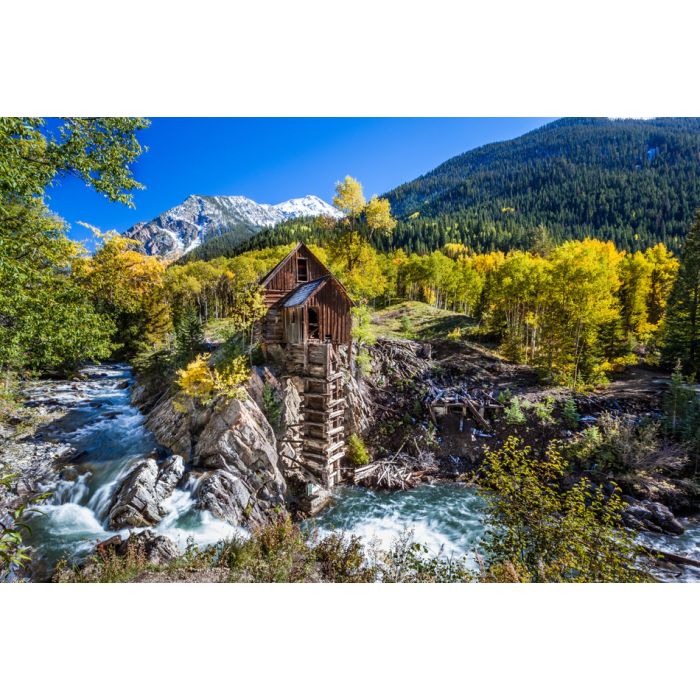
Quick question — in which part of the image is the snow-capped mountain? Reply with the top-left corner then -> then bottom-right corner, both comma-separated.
125,194 -> 342,258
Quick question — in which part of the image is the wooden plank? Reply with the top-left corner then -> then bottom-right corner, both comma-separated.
327,450 -> 346,465
464,398 -> 490,430
304,408 -> 345,420
303,437 -> 339,453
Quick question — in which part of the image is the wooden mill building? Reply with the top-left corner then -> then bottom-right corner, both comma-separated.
258,243 -> 353,489
260,242 -> 352,348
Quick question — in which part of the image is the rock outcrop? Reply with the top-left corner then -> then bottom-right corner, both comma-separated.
108,455 -> 185,529
188,470 -> 254,525
143,381 -> 287,528
98,530 -> 180,565
623,497 -> 685,535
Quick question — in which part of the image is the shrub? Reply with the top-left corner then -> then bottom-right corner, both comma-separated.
0,471 -> 50,580
497,388 -> 513,405
533,397 -> 555,425
50,514 -> 476,583
262,382 -> 281,430
0,371 -> 20,424
479,436 -> 646,582
566,413 -> 674,475
176,353 -> 249,404
504,397 -> 526,425
55,538 -> 151,583
176,354 -> 216,401
356,349 -> 372,375
346,433 -> 370,466
561,397 -> 580,429
313,532 -> 377,582
398,314 -> 415,338
446,326 -> 463,341
381,530 -> 473,582
352,305 -> 376,345
214,355 -> 250,399
224,514 -> 315,583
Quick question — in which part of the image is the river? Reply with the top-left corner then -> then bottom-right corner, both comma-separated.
17,364 -> 700,582
310,484 -> 486,567
22,365 -> 243,580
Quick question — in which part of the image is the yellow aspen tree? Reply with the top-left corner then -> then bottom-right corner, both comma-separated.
333,175 -> 366,218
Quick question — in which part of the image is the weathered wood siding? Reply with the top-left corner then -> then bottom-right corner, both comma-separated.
262,245 -> 329,308
307,279 -> 352,345
262,307 -> 283,344
283,307 -> 305,344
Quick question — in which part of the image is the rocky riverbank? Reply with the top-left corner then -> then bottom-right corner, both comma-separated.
133,371 -> 289,528
0,376 -> 84,548
3,338 -> 700,582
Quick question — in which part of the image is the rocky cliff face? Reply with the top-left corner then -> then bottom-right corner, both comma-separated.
140,371 -> 290,528
132,348 -> 382,524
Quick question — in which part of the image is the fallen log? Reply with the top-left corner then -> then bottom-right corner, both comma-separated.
641,545 -> 700,569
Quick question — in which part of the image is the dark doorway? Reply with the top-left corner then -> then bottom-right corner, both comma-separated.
308,307 -> 320,339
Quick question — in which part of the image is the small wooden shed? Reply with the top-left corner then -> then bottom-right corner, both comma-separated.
260,243 -> 353,347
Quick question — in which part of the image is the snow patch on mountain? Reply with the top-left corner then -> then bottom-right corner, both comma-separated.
124,194 -> 342,258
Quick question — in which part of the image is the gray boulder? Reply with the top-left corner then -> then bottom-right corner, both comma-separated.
623,498 -> 685,535
155,455 -> 186,500
193,395 -> 287,515
97,530 -> 180,565
108,455 -> 185,529
189,470 -> 253,525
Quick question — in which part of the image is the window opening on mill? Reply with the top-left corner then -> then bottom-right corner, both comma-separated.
297,258 -> 308,282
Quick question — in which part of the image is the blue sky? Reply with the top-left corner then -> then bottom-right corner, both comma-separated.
48,118 -> 555,246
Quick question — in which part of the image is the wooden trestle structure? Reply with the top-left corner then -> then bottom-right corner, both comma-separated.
286,341 -> 346,488
259,243 -> 354,490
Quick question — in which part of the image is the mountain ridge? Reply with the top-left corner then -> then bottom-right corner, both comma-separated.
124,193 -> 342,258
132,118 -> 700,262
383,117 -> 700,250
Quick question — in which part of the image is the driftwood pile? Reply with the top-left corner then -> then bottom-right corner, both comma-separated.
353,451 -> 438,490
368,338 -> 432,382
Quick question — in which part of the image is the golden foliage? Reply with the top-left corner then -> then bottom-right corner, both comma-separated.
333,175 -> 366,218
365,196 -> 397,236
176,353 -> 249,404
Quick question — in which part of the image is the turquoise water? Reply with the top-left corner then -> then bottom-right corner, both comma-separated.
310,485 -> 700,582
23,365 -> 244,579
638,517 -> 700,582
18,365 -> 700,582
309,483 -> 486,568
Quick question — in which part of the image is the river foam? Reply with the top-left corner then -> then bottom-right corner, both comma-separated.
308,484 -> 486,567
23,365 -> 246,578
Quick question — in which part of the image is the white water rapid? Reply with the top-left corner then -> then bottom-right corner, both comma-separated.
23,365 -> 245,579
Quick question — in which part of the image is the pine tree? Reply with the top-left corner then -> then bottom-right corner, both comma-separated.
662,209 -> 700,373
174,307 -> 204,365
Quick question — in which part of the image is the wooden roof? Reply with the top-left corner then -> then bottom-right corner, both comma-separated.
277,273 -> 354,309
281,276 -> 330,307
